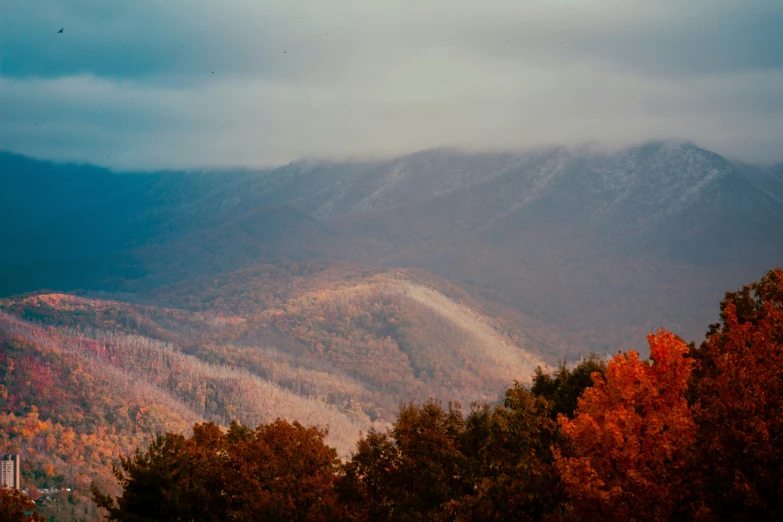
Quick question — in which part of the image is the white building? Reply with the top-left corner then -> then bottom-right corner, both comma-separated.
1,454 -> 21,490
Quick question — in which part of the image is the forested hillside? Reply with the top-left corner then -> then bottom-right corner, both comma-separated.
0,261 -> 554,519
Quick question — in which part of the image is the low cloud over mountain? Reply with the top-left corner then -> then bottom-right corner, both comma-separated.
2,1 -> 783,168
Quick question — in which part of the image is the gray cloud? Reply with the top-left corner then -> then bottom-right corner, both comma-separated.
1,0 -> 782,169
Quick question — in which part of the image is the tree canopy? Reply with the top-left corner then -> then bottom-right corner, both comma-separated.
92,420 -> 340,522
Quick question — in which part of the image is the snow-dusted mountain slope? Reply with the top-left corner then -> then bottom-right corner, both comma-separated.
1,141 -> 781,354
247,142 -> 782,245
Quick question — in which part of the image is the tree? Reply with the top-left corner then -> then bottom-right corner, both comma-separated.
92,424 -> 225,522
337,429 -> 400,521
689,268 -> 783,520
339,400 -> 476,521
554,331 -> 696,521
0,486 -> 44,522
341,394 -> 570,522
449,386 -> 568,522
25,487 -> 39,502
531,354 -> 607,419
93,420 -> 340,522
224,420 -> 340,522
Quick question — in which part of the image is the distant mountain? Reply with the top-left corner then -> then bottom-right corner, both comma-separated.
1,143 -> 781,353
267,142 -> 783,264
0,152 -> 312,294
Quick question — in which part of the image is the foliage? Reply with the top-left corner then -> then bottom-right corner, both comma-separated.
0,486 -> 44,521
3,265 -> 783,521
0,326 -> 195,519
554,331 -> 696,521
448,386 -> 568,522
92,420 -> 339,522
224,420 -> 340,521
339,400 -> 476,521
0,261 -> 547,459
689,268 -> 783,520
531,354 -> 607,419
340,395 -> 570,522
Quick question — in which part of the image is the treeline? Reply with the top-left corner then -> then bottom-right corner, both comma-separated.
91,269 -> 782,521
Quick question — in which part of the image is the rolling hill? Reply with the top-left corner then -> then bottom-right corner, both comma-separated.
0,261 -> 554,516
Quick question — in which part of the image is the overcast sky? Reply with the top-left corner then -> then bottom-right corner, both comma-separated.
1,0 -> 782,169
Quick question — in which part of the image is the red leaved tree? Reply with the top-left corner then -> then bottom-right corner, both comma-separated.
555,330 -> 695,521
690,268 -> 783,520
0,486 -> 44,521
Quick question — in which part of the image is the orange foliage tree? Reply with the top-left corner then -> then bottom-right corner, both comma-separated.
224,420 -> 340,521
554,330 -> 695,521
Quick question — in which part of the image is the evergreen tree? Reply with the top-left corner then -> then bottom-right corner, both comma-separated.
531,354 -> 606,420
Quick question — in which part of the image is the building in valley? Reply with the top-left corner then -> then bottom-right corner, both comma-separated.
1,454 -> 21,490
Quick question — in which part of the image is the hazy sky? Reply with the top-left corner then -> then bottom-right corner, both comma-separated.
2,0 -> 783,169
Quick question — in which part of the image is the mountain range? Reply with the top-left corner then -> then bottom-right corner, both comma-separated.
2,141 -> 781,354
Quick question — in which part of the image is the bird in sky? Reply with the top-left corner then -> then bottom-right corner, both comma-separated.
57,28 -> 64,33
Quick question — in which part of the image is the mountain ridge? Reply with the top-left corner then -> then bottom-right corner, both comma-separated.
1,142 -> 781,355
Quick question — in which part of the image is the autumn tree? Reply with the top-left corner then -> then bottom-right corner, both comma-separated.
223,420 -> 340,522
554,331 -> 696,521
93,420 -> 340,522
338,428 -> 400,521
0,486 -> 44,522
689,268 -> 783,520
92,423 -> 226,522
341,394 -> 571,522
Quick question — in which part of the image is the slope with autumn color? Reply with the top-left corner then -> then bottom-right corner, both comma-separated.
147,261 -> 555,406
0,260 -> 554,520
